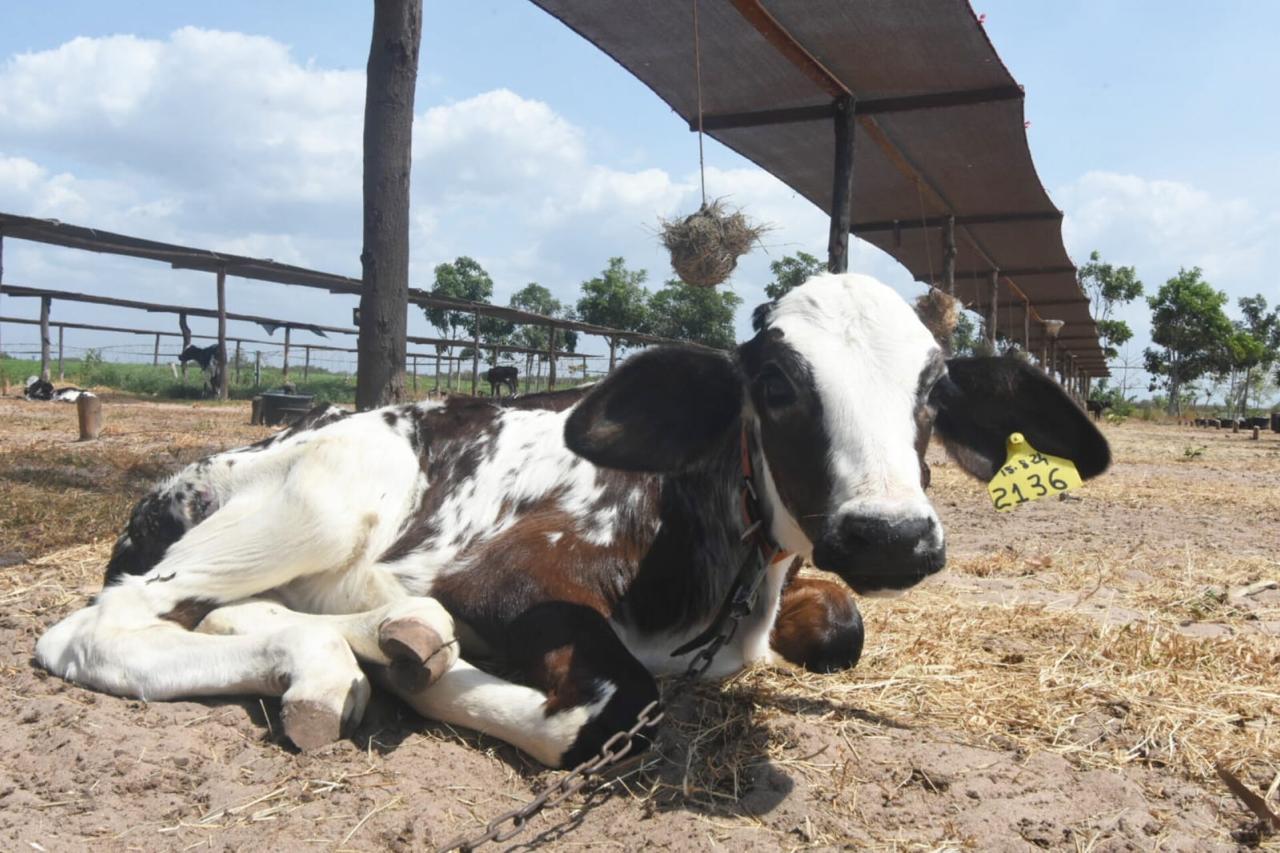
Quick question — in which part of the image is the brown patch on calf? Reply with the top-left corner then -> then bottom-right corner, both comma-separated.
771,574 -> 864,673
160,598 -> 217,630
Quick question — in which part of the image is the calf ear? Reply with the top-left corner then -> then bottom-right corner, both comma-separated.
565,346 -> 742,472
931,357 -> 1111,481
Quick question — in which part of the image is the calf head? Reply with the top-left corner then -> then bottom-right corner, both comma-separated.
566,273 -> 1110,596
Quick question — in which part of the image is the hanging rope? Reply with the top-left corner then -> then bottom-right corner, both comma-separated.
915,180 -> 935,288
693,0 -> 707,207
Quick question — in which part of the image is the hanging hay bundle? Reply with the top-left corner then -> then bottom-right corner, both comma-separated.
660,199 -> 767,287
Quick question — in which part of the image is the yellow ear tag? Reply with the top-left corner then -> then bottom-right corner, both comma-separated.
987,432 -> 1083,512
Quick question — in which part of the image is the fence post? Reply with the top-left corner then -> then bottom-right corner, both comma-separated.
215,267 -> 228,400
58,326 -> 65,380
39,296 -> 52,381
234,340 -> 242,385
152,332 -> 161,366
411,355 -> 418,393
254,351 -> 261,387
470,310 -> 480,396
282,326 -> 291,379
303,345 -> 311,381
547,325 -> 557,390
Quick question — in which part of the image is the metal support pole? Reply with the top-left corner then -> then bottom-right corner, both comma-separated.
58,326 -> 65,380
470,310 -> 480,396
986,270 -> 999,350
215,266 -> 228,400
39,296 -> 51,381
282,326 -> 291,379
942,215 -> 957,295
547,325 -> 557,390
152,332 -> 161,366
827,93 -> 856,274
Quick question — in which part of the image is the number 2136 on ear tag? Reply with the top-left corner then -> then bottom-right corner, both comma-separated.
987,432 -> 1083,512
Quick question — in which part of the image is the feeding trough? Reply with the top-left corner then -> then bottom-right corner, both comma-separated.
253,391 -> 314,427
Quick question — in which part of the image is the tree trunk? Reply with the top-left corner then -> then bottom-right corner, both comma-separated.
356,0 -> 422,411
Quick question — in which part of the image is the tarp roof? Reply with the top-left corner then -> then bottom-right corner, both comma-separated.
533,0 -> 1107,374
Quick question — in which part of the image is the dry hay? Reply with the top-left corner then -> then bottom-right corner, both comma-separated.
660,199 -> 767,287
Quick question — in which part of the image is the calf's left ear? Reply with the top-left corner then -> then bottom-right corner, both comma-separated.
930,357 -> 1111,481
565,346 -> 742,473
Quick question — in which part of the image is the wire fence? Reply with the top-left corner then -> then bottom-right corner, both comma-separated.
1,333 -> 611,402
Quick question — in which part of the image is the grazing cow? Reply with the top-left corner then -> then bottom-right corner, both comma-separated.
1085,399 -> 1111,421
178,344 -> 224,397
24,376 -> 90,402
35,274 -> 1110,768
484,365 -> 519,398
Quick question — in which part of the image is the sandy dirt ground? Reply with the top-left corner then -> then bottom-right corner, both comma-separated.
0,394 -> 1277,851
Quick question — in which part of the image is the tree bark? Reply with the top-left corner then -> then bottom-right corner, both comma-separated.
356,0 -> 422,411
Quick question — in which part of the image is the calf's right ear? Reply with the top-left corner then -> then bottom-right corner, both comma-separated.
565,346 -> 742,473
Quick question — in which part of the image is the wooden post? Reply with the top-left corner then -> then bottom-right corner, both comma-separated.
254,350 -> 261,387
608,336 -> 618,372
985,271 -> 998,350
76,394 -> 102,440
38,296 -> 52,381
827,94 -> 856,274
303,345 -> 311,381
215,267 -> 228,400
470,310 -> 481,396
547,325 -> 557,390
57,326 -> 65,380
178,312 -> 192,380
152,332 -> 161,366
0,228 -> 5,358
1022,299 -> 1031,355
1041,326 -> 1049,368
234,340 -> 242,384
411,355 -> 417,393
282,326 -> 292,379
942,216 -> 957,295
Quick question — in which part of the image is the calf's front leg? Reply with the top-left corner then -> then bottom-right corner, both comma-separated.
770,573 -> 865,673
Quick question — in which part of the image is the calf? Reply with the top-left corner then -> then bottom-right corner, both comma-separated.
36,274 -> 1110,767
484,364 -> 519,398
1085,399 -> 1111,421
178,344 -> 225,397
24,376 -> 90,402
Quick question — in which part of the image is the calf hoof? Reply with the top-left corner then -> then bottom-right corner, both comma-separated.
281,697 -> 344,751
378,617 -> 456,691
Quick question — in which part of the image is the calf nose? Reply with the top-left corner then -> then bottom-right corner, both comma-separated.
812,514 -> 945,594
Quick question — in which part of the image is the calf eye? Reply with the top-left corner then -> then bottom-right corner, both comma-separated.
757,366 -> 796,408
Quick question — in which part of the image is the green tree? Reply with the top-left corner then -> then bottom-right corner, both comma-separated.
764,251 -> 825,301
1143,268 -> 1232,416
425,256 -> 492,389
646,280 -> 742,350
1078,250 -> 1144,360
577,258 -> 651,369
1221,295 -> 1278,416
951,311 -> 982,357
509,282 -> 578,388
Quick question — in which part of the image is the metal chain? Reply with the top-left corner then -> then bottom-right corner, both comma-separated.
435,569 -> 762,853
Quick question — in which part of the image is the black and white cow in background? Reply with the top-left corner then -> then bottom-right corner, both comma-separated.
178,344 -> 224,397
484,364 -> 519,398
24,376 -> 91,402
36,274 -> 1110,767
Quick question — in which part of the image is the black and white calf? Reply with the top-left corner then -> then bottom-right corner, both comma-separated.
36,274 -> 1110,767
178,344 -> 224,397
24,376 -> 91,402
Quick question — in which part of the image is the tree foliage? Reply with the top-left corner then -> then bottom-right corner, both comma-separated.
646,280 -> 742,350
950,311 -> 982,357
510,282 -> 577,356
1143,268 -> 1231,415
576,258 -> 651,353
1078,250 -> 1144,359
764,251 -> 825,301
426,256 -> 493,340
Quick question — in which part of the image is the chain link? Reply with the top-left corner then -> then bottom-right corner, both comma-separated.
434,577 -> 759,853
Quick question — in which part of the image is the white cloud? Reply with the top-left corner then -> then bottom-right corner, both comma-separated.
0,28 -> 925,356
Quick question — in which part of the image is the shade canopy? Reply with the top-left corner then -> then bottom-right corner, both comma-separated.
532,0 -> 1106,374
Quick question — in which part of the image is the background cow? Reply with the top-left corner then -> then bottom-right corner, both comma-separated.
24,376 -> 90,402
1085,399 -> 1111,421
36,274 -> 1110,768
484,365 -> 518,398
178,344 -> 224,397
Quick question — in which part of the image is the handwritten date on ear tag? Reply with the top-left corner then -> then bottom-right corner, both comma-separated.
987,432 -> 1083,512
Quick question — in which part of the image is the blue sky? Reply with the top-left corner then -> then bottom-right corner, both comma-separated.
2,1 -> 1277,392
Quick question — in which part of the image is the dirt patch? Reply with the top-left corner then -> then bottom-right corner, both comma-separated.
0,398 -> 1277,850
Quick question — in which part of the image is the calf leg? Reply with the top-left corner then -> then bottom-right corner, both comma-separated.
770,574 -> 865,673
384,603 -> 659,769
